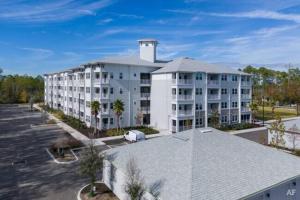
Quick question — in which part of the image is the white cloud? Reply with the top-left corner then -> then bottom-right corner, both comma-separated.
0,0 -> 114,22
209,10 -> 300,23
98,18 -> 113,25
19,47 -> 54,59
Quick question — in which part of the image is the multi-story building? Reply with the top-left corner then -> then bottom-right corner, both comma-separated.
44,39 -> 252,133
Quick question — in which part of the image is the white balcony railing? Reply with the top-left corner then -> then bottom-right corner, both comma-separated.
141,93 -> 150,98
172,95 -> 193,100
140,79 -> 151,84
208,94 -> 220,100
178,110 -> 193,116
241,81 -> 251,86
141,107 -> 150,112
208,80 -> 219,86
208,109 -> 219,114
178,79 -> 193,85
241,94 -> 251,99
241,107 -> 251,112
179,125 -> 193,132
101,93 -> 109,99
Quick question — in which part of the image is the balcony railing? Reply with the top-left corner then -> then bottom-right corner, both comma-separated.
241,81 -> 251,86
172,95 -> 193,100
101,78 -> 109,84
207,80 -> 219,86
241,107 -> 250,112
241,94 -> 251,99
178,79 -> 193,85
141,93 -> 150,98
101,109 -> 109,114
141,106 -> 150,112
101,93 -> 109,99
178,110 -> 193,116
179,125 -> 193,132
140,79 -> 151,84
208,94 -> 220,100
208,108 -> 219,114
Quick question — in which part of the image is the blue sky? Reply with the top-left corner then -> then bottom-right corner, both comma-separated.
1,0 -> 300,75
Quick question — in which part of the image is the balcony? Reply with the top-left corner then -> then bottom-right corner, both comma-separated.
101,93 -> 109,99
241,94 -> 251,99
178,110 -> 193,116
141,106 -> 150,112
140,79 -> 151,84
241,107 -> 251,112
179,125 -> 193,132
178,79 -> 193,85
172,94 -> 193,101
207,94 -> 220,100
207,80 -> 220,87
101,78 -> 109,84
141,93 -> 150,98
101,108 -> 109,115
241,81 -> 251,87
208,108 -> 219,114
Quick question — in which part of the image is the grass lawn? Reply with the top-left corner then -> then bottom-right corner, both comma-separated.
256,106 -> 297,121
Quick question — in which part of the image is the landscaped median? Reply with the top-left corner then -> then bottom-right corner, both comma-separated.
77,182 -> 119,200
36,104 -> 160,140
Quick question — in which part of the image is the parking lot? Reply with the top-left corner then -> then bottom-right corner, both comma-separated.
0,104 -> 89,200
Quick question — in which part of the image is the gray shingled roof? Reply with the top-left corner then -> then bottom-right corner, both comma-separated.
152,57 -> 248,74
105,128 -> 300,200
87,55 -> 168,68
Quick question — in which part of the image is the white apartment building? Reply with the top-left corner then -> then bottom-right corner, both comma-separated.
44,39 -> 252,133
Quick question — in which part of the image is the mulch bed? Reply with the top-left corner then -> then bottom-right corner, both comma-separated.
80,182 -> 119,200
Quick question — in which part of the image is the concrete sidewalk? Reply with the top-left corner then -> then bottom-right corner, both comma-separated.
34,104 -> 105,146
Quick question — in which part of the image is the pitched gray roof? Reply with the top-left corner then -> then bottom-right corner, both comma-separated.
105,128 -> 300,200
87,55 -> 168,68
152,57 -> 248,74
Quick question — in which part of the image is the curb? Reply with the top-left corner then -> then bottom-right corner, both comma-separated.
45,148 -> 79,164
77,182 -> 104,200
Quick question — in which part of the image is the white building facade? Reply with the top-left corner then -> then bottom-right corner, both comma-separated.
44,39 -> 252,133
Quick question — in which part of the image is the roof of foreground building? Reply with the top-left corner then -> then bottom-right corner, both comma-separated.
105,128 -> 300,200
152,57 -> 248,74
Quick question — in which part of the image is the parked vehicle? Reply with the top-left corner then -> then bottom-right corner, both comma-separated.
124,130 -> 145,142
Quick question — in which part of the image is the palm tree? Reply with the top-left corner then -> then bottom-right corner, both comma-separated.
249,102 -> 258,123
113,99 -> 124,131
91,101 -> 100,135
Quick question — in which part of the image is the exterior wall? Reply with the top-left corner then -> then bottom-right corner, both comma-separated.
150,72 -> 252,133
268,130 -> 300,150
103,159 -> 154,200
150,73 -> 172,131
44,63 -> 160,130
247,177 -> 300,200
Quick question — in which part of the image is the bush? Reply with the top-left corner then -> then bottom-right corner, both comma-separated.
47,119 -> 56,124
219,123 -> 259,131
294,149 -> 300,156
105,126 -> 159,137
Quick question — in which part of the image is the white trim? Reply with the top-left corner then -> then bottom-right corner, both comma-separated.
45,148 -> 79,164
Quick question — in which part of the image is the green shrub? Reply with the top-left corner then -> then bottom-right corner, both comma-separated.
105,126 -> 159,137
219,123 -> 258,131
47,119 -> 56,124
294,149 -> 300,156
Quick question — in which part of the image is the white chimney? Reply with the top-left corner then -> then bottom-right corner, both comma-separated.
138,39 -> 158,63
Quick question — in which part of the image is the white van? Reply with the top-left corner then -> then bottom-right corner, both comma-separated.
124,130 -> 145,142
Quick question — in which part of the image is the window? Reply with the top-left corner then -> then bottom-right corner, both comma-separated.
232,75 -> 238,81
172,73 -> 176,80
221,102 -> 227,109
196,103 -> 202,110
221,115 -> 228,123
221,74 -> 227,81
69,97 -> 72,102
110,103 -> 113,109
120,88 -> 123,94
95,72 -> 100,79
232,88 -> 238,94
86,115 -> 90,122
119,73 -> 123,79
110,73 -> 114,79
172,104 -> 176,111
110,118 -> 114,125
86,87 -> 90,93
196,73 -> 202,80
195,88 -> 202,95
95,87 -> 100,94
134,73 -> 136,77
86,73 -> 90,79
231,115 -> 238,122
110,88 -> 114,94
231,101 -> 238,108
221,88 -> 227,95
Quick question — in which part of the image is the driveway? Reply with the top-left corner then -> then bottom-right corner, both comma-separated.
0,104 -> 89,200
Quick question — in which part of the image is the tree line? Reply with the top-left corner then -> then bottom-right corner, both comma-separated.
0,68 -> 44,104
243,65 -> 300,110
